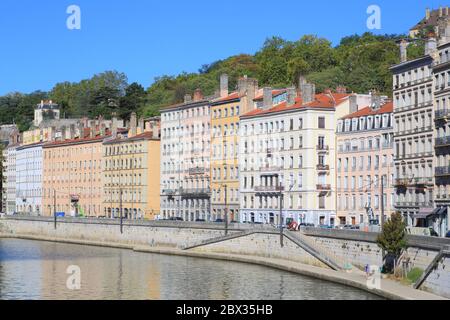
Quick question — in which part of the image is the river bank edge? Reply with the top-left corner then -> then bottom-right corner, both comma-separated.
0,233 -> 446,301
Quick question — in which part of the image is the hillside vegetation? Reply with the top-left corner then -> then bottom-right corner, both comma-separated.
0,32 -> 424,131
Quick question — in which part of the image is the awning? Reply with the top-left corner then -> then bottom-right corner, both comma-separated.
412,207 -> 438,219
437,207 -> 448,216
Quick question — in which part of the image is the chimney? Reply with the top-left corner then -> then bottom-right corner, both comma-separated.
130,112 -> 137,137
425,36 -> 437,55
400,40 -> 408,62
426,8 -> 431,20
220,74 -> 229,98
193,88 -> 204,102
50,126 -> 56,141
138,117 -> 144,134
61,126 -> 67,141
69,124 -> 75,140
184,94 -> 192,104
286,87 -> 297,107
263,87 -> 273,110
112,114 -> 118,139
370,91 -> 381,110
302,84 -> 315,105
440,6 -> 443,17
349,95 -> 358,114
238,76 -> 259,112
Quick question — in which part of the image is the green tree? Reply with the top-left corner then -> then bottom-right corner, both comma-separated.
119,82 -> 146,119
376,212 -> 408,273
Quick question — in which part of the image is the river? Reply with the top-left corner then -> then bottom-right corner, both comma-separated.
0,239 -> 382,300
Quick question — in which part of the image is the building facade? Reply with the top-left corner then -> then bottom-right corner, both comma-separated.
4,133 -> 20,215
432,38 -> 450,236
391,43 -> 435,229
15,143 -> 43,215
336,101 -> 395,226
160,91 -> 211,221
239,84 -> 351,226
103,116 -> 161,220
42,130 -> 105,217
210,75 -> 258,222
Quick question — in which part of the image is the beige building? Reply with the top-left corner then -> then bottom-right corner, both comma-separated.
336,101 -> 395,226
103,114 -> 161,220
42,127 -> 107,217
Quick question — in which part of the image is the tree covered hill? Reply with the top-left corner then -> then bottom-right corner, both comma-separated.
0,32 -> 424,132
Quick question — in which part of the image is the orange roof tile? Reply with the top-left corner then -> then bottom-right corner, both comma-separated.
211,92 -> 242,105
241,93 -> 351,118
341,101 -> 393,120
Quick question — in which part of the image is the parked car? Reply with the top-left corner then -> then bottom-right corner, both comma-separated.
319,225 -> 333,229
195,219 -> 205,222
168,217 -> 183,221
214,219 -> 224,223
446,231 -> 450,238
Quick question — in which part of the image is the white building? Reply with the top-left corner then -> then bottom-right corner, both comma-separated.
239,84 -> 355,226
160,90 -> 212,221
5,143 -> 19,215
16,143 -> 43,215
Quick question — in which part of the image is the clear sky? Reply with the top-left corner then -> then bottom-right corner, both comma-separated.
0,0 -> 445,95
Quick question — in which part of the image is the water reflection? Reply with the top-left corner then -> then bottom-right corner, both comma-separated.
0,239 -> 381,300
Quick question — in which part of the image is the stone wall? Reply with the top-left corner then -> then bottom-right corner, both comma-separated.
2,217 -> 450,298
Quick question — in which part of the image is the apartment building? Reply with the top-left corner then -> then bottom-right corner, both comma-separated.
160,90 -> 211,221
391,40 -> 435,228
336,100 -> 395,226
15,143 -> 43,215
238,82 -> 354,226
42,127 -> 106,217
432,36 -> 450,236
210,75 -> 258,222
4,132 -> 20,214
103,115 -> 161,220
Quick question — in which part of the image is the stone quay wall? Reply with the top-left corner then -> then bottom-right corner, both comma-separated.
1,217 -> 450,298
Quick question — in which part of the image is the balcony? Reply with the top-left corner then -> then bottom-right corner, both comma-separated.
436,166 -> 450,177
411,177 -> 434,185
435,136 -> 450,148
316,164 -> 330,172
317,145 -> 329,153
435,109 -> 450,120
189,167 -> 206,175
162,189 -> 177,196
395,201 -> 434,208
254,186 -> 284,192
394,178 -> 409,187
180,188 -> 210,199
259,166 -> 282,173
316,184 -> 331,191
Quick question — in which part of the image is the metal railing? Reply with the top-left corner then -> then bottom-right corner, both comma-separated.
435,136 -> 450,147
436,166 -> 450,177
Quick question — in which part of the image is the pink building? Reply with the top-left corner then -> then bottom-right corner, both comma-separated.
336,100 -> 395,226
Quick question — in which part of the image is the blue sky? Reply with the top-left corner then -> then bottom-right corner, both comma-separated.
0,0 -> 444,95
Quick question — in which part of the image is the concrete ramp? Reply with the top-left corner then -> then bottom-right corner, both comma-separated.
414,246 -> 450,290
180,230 -> 256,250
283,231 -> 342,271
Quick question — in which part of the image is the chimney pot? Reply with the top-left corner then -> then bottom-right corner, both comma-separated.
184,94 -> 192,104
400,40 -> 408,62
193,88 -> 204,102
286,87 -> 297,107
302,83 -> 315,105
426,8 -> 431,20
263,87 -> 273,110
220,74 -> 229,98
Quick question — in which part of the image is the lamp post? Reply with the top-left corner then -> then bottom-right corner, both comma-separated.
224,184 -> 228,236
279,181 -> 284,248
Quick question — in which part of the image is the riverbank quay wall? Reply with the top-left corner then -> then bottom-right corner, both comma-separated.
1,217 -> 450,298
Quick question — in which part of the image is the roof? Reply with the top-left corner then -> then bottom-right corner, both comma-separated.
103,131 -> 160,145
253,89 -> 287,101
241,92 -> 351,118
43,134 -> 109,148
211,92 -> 242,105
341,101 -> 393,120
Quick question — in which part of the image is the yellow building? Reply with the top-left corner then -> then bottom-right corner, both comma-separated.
210,75 -> 258,221
103,115 -> 161,220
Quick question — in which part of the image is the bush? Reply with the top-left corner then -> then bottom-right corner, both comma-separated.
407,268 -> 424,283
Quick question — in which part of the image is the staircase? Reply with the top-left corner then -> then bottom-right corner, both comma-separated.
414,246 -> 450,289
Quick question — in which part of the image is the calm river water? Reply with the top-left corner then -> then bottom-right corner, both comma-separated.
0,239 -> 382,300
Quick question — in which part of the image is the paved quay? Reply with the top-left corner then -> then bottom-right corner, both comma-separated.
0,233 -> 446,300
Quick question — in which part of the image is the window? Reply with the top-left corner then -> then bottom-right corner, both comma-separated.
318,117 -> 325,129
